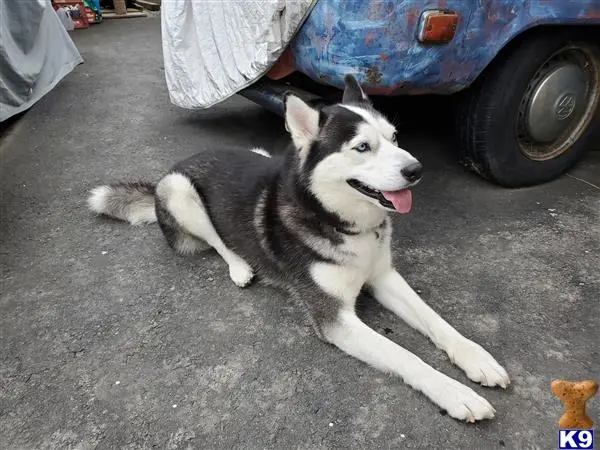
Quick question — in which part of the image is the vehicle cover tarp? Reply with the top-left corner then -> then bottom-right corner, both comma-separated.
161,0 -> 316,109
0,0 -> 83,121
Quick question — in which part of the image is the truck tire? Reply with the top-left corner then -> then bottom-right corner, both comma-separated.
456,31 -> 600,187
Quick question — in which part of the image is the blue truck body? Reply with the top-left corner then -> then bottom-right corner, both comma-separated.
284,0 -> 600,95
239,0 -> 600,187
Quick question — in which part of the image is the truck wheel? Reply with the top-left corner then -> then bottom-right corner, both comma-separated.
457,32 -> 600,187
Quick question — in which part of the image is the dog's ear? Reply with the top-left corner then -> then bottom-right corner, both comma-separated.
342,74 -> 371,105
284,92 -> 320,150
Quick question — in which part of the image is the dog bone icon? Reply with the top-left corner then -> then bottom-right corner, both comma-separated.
551,379 -> 598,429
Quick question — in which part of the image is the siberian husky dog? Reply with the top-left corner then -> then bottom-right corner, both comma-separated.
88,75 -> 509,421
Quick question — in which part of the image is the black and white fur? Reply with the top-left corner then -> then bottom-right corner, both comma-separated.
88,75 -> 509,422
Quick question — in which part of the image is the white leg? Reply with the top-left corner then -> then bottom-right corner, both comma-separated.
369,269 -> 510,388
323,310 -> 496,422
156,173 -> 254,287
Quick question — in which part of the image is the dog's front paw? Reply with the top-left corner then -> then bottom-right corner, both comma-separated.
228,260 -> 254,288
448,339 -> 510,388
431,376 -> 496,422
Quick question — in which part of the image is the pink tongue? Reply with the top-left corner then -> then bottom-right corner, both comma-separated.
382,189 -> 412,213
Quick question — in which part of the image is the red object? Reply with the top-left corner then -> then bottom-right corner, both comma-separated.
84,7 -> 98,24
52,0 -> 89,29
418,11 -> 459,43
267,48 -> 296,80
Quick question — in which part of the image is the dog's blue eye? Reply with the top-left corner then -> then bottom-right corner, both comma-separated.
392,132 -> 398,144
355,142 -> 371,153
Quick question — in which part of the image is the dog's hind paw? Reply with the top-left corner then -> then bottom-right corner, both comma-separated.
448,339 -> 510,389
228,260 -> 255,288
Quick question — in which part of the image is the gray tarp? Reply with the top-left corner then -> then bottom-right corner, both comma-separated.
161,0 -> 316,110
0,0 -> 83,121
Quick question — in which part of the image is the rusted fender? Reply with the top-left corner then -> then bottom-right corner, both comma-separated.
289,0 -> 600,95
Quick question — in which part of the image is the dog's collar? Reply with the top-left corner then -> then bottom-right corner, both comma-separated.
334,219 -> 386,236
334,226 -> 361,236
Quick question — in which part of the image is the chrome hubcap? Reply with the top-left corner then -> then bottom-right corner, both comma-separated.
517,46 -> 600,161
526,64 -> 586,142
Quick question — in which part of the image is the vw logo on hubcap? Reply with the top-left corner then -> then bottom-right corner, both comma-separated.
555,93 -> 576,120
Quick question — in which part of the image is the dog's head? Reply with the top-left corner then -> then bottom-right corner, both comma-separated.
284,75 -> 422,228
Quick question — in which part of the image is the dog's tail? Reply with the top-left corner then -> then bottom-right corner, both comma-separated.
87,182 -> 157,225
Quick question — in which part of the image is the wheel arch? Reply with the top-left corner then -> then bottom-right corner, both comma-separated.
463,24 -> 600,92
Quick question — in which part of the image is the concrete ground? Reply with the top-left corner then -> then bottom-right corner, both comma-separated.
1,17 -> 599,450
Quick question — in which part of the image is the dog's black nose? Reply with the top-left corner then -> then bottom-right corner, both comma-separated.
401,162 -> 423,182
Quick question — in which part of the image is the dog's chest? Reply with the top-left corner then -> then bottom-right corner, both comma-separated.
309,221 -> 391,304
338,229 -> 385,269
